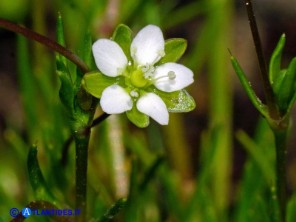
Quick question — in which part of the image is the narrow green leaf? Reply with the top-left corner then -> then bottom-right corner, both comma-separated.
56,13 -> 65,46
236,130 -> 274,182
163,1 -> 208,29
55,13 -> 69,76
55,13 -> 76,114
126,105 -> 149,128
75,29 -> 93,90
270,186 -> 281,222
81,71 -> 116,98
158,38 -> 187,64
230,55 -> 268,118
17,36 -> 38,134
152,89 -> 195,112
58,70 -> 75,112
27,145 -> 55,202
269,34 -> 286,85
81,30 -> 93,68
287,193 -> 296,222
287,89 -> 296,117
276,58 -> 296,113
98,198 -> 127,222
272,69 -> 287,96
139,156 -> 164,189
112,24 -> 133,61
56,12 -> 67,65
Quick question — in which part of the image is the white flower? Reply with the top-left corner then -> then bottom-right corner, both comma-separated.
92,25 -> 194,125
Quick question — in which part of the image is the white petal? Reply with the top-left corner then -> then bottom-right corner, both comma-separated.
154,63 -> 194,92
136,93 -> 169,125
100,85 -> 133,114
131,25 -> 165,66
92,39 -> 128,77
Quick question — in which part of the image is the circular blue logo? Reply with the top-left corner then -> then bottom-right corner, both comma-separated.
9,208 -> 19,218
21,208 -> 32,218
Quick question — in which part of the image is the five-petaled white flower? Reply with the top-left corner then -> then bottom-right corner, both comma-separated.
92,24 -> 194,125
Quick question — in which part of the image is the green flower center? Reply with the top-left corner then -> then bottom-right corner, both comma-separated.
130,68 -> 149,88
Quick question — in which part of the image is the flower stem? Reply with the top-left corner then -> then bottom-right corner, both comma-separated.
244,1 -> 288,221
91,113 -> 110,128
0,18 -> 89,73
244,0 -> 280,119
273,128 -> 288,222
207,0 -> 233,215
74,127 -> 91,222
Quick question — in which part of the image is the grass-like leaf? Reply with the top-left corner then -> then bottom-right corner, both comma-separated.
230,54 -> 268,118
287,193 -> 296,222
236,130 -> 274,182
269,34 -> 286,85
276,58 -> 296,113
98,198 -> 127,222
27,145 -> 55,202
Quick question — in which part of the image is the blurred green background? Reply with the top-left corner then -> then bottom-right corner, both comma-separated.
0,0 -> 296,221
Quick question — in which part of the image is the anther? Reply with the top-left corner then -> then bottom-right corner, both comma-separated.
141,65 -> 149,72
130,90 -> 139,97
153,71 -> 177,83
168,71 -> 176,80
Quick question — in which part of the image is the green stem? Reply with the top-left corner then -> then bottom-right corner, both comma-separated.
61,113 -> 110,165
91,113 -> 110,128
0,18 -> 89,73
74,127 -> 91,222
273,128 -> 288,222
243,1 -> 288,220
244,0 -> 280,119
207,0 -> 233,217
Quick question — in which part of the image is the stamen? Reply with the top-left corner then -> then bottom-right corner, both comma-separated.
144,72 -> 153,79
141,64 -> 155,80
141,64 -> 149,72
130,90 -> 139,98
168,71 -> 176,80
153,71 -> 176,82
128,61 -> 132,66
